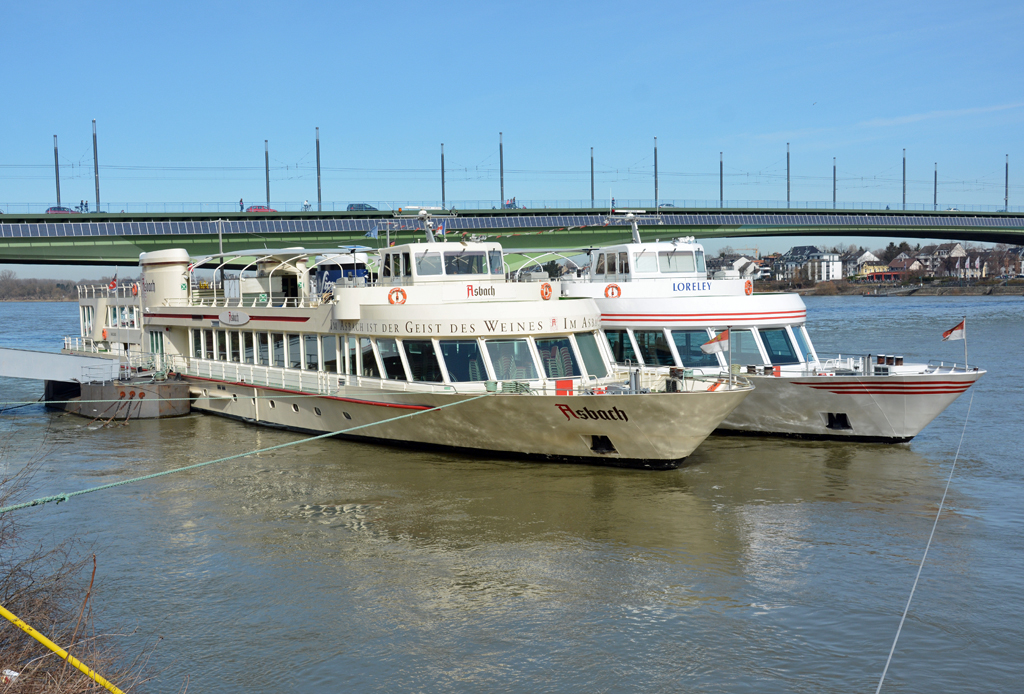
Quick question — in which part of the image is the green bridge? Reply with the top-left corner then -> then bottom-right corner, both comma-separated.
1,207 -> 1022,265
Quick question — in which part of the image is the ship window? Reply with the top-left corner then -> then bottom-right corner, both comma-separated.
203,329 -> 214,360
604,329 -> 637,364
489,250 -> 504,275
229,331 -> 241,362
574,332 -> 608,378
634,250 -> 658,273
793,326 -> 815,363
258,332 -> 271,366
618,252 -> 629,275
444,250 -> 488,275
244,332 -> 256,364
719,328 -> 764,365
322,335 -> 337,372
606,253 -> 617,275
594,254 -> 606,275
348,336 -> 358,374
658,250 -> 696,273
402,252 -> 411,277
360,337 -> 380,378
403,340 -> 443,382
377,339 -> 407,380
415,252 -> 442,276
535,338 -> 582,378
439,340 -> 487,382
695,249 -> 706,274
192,329 -> 202,358
759,328 -> 800,365
382,254 -> 392,277
272,333 -> 285,368
217,330 -> 228,361
633,330 -> 674,366
486,339 -> 539,380
671,330 -> 720,368
287,333 -> 301,369
304,334 -> 319,370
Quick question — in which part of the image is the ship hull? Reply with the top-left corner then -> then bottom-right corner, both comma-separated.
185,376 -> 750,469
717,371 -> 980,441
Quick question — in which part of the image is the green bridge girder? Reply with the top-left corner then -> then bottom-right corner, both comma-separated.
1,207 -> 1022,265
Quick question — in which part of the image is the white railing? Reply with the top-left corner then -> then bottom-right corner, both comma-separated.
160,355 -> 740,397
64,336 -> 102,353
163,355 -> 466,396
162,295 -> 325,309
77,283 -> 141,301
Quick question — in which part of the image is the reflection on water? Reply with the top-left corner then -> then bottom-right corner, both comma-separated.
1,299 -> 1023,692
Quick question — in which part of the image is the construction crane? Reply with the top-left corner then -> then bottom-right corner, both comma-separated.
733,246 -> 760,259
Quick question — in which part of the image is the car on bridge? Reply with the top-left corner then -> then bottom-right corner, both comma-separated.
245,205 -> 276,213
46,206 -> 79,214
347,203 -> 377,211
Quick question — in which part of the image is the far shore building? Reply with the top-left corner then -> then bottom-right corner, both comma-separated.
841,250 -> 880,278
888,257 -> 924,275
805,252 -> 842,283
915,242 -> 966,276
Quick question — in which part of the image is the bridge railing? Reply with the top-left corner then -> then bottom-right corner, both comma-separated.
2,199 -> 1021,215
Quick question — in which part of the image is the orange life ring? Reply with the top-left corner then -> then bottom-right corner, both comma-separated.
101,329 -> 108,340
388,287 -> 407,305
131,284 -> 138,296
744,279 -> 753,296
604,283 -> 621,299
540,282 -> 552,300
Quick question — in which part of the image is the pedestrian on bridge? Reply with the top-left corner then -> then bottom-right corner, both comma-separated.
239,198 -> 244,212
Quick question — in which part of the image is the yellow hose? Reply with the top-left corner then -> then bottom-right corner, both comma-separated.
0,603 -> 125,694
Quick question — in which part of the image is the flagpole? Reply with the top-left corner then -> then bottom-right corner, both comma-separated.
728,325 -> 733,390
963,315 -> 967,368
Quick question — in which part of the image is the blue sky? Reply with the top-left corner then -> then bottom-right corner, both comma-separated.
2,0 -> 1023,275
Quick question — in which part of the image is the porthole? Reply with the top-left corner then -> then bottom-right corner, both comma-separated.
202,388 -> 208,397
269,400 -> 276,409
251,397 -> 256,404
343,412 -> 352,420
232,394 -> 237,402
314,407 -> 322,416
291,404 -> 299,413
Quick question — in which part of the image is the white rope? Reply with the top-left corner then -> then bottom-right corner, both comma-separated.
875,388 -> 975,693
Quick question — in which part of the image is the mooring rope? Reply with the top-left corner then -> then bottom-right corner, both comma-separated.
0,392 -> 492,515
875,388 -> 975,693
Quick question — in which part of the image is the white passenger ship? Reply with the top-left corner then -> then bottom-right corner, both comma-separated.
558,216 -> 983,442
63,223 -> 752,468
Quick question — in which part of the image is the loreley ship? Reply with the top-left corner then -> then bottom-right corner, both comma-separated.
558,214 -> 983,442
63,215 -> 752,469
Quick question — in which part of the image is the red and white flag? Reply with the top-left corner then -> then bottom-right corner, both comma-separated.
701,329 -> 729,354
942,319 -> 965,341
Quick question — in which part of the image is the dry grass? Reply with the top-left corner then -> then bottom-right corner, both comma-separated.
0,438 -> 179,693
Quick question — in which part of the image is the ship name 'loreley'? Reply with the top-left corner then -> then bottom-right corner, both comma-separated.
673,281 -> 712,292
556,404 -> 629,422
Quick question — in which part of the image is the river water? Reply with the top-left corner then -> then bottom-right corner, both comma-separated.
0,296 -> 1021,693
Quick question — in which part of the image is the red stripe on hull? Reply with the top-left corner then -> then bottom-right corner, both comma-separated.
790,382 -> 974,388
602,311 -> 806,320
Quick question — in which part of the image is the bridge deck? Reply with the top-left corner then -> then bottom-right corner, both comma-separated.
2,208 -> 1022,264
